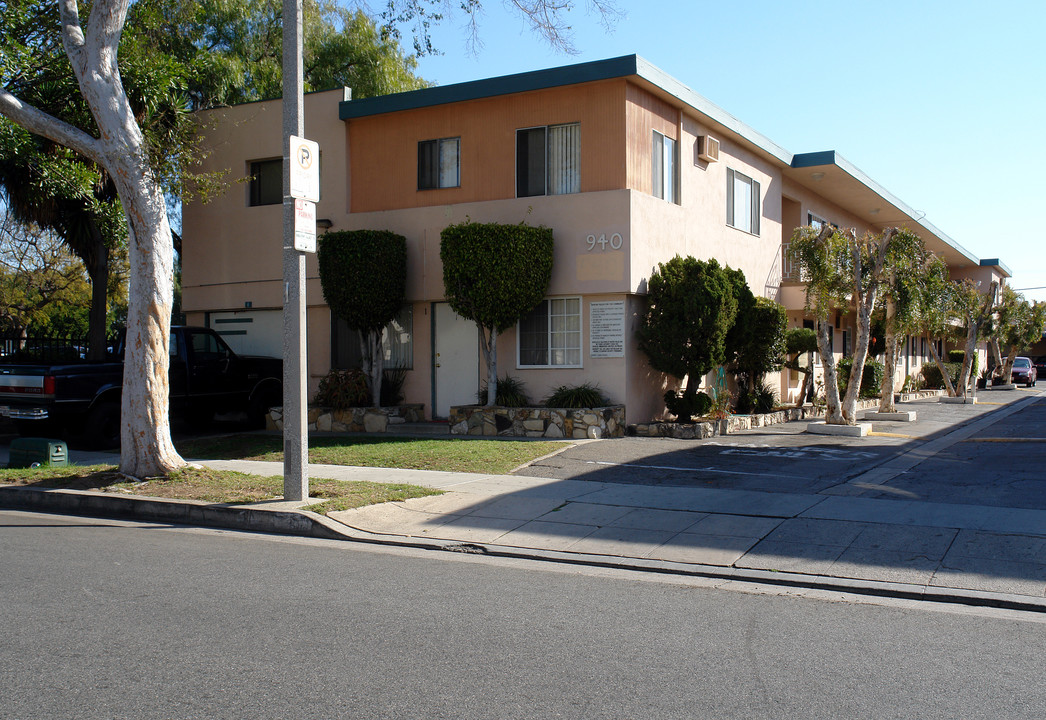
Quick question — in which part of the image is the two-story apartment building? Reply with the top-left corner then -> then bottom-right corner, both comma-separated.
182,55 -> 1009,422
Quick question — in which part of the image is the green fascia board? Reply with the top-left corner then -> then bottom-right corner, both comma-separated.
338,54 -> 794,164
979,258 -> 1013,277
792,150 -> 980,266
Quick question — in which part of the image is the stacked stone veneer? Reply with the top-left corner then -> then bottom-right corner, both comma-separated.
632,390 -> 943,439
267,404 -> 425,433
449,405 -> 626,438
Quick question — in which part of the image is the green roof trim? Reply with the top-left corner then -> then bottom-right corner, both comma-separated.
980,258 -> 1013,277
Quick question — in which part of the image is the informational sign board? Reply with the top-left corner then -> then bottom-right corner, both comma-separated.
590,300 -> 626,358
293,198 -> 316,253
289,135 -> 320,202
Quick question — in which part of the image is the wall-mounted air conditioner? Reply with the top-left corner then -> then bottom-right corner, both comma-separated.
697,135 -> 720,163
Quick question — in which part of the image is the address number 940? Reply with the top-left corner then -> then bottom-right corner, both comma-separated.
586,233 -> 623,251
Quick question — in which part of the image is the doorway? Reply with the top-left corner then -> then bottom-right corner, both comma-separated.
433,303 -> 480,418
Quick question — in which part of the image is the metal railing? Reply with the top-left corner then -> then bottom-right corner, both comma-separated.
0,332 -> 119,363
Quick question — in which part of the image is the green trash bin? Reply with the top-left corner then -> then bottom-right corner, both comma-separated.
7,437 -> 69,469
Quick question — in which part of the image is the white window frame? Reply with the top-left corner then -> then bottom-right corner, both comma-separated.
726,167 -> 761,235
652,130 -> 678,203
516,296 -> 583,369
515,123 -> 580,198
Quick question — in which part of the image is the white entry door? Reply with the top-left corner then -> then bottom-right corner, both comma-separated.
434,302 -> 480,418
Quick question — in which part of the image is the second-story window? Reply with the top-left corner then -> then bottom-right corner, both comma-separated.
652,130 -> 678,204
516,123 -> 580,198
248,158 -> 282,206
726,167 -> 761,235
418,137 -> 460,190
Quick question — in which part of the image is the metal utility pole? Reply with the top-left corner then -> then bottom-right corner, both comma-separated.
281,0 -> 308,500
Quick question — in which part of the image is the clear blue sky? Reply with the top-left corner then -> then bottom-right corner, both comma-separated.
408,0 -> 1046,301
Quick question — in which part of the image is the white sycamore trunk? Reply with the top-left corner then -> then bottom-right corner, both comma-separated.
0,0 -> 184,477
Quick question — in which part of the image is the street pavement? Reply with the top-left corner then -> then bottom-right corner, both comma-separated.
2,386 -> 1045,609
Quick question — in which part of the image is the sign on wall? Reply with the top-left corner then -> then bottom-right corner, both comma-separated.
590,301 -> 626,358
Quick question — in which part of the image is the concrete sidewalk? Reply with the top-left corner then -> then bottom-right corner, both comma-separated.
3,387 -> 1045,611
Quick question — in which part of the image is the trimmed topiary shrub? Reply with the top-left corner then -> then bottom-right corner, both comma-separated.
544,383 -> 610,408
922,362 -> 963,390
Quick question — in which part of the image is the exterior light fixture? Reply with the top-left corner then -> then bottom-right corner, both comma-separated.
317,218 -> 333,229
810,172 -> 825,181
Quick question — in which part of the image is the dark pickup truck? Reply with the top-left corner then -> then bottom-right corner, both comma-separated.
0,326 -> 282,447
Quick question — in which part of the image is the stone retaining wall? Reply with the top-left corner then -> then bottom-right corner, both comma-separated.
631,390 -> 943,439
449,405 -> 626,438
267,404 -> 424,433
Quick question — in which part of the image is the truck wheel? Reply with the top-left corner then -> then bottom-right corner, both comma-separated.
85,402 -> 121,450
248,385 -> 282,429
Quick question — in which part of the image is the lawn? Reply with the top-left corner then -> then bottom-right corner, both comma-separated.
175,434 -> 569,475
0,464 -> 442,515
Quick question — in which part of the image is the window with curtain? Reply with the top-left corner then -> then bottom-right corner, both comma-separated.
518,297 -> 582,368
727,167 -> 761,235
652,130 -> 678,203
516,123 -> 580,197
331,305 -> 413,370
418,137 -> 460,190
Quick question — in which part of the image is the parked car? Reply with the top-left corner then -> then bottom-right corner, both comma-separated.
1011,356 -> 1037,387
1034,356 -> 1046,380
0,326 -> 282,447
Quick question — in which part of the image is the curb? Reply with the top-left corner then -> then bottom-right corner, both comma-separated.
4,485 -> 1045,615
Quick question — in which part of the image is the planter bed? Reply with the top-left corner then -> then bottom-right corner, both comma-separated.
630,389 -> 943,439
449,405 -> 626,438
267,404 -> 425,433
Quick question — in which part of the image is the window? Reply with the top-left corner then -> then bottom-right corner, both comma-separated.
332,305 -> 413,370
726,168 -> 761,234
418,137 -> 460,190
518,297 -> 582,367
652,130 -> 678,203
249,158 -> 282,206
516,123 -> 580,197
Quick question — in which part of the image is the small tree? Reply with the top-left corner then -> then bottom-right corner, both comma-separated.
440,221 -> 554,406
638,255 -> 738,394
876,229 -> 925,413
729,295 -> 787,394
990,286 -> 1046,382
790,225 -> 902,425
909,254 -> 959,396
318,230 -> 407,407
951,278 -> 999,397
782,327 -> 818,408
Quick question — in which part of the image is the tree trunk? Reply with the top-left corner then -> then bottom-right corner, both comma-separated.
990,339 -> 1004,382
479,326 -> 498,406
0,0 -> 188,477
816,316 -> 844,424
879,301 -> 899,413
925,334 -> 956,396
358,329 -> 384,407
957,282 -> 998,397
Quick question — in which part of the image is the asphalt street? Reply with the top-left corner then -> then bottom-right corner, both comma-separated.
3,509 -> 1045,720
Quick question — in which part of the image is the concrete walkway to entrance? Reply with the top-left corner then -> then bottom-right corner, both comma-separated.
2,386 -> 1044,610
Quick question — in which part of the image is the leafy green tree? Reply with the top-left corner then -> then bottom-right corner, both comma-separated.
908,253 -> 959,396
875,229 -> 926,413
789,224 -> 907,425
318,230 -> 407,407
440,221 -> 554,406
638,255 -> 738,395
951,278 -> 998,397
989,286 -> 1046,382
730,295 -> 787,394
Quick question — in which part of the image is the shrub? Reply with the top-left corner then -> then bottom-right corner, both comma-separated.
735,381 -> 777,414
380,369 -> 406,407
477,375 -> 529,407
837,357 -> 883,398
921,362 -> 963,389
314,369 -> 370,409
947,349 -> 979,376
664,388 -> 712,423
544,383 -> 610,408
